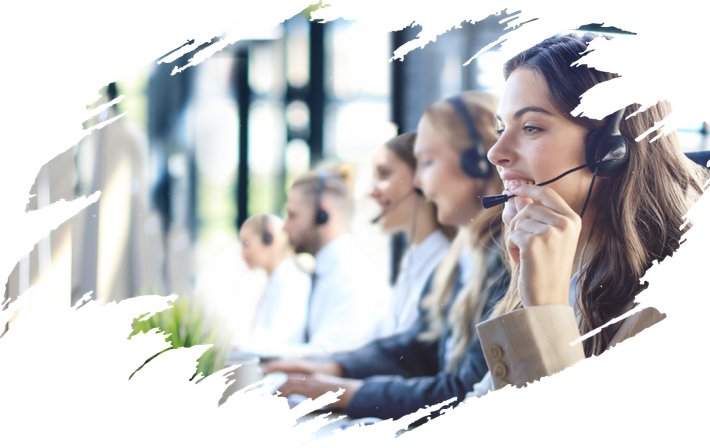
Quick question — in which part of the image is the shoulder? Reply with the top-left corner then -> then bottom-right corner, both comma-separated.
609,306 -> 666,348
274,259 -> 310,286
427,229 -> 453,253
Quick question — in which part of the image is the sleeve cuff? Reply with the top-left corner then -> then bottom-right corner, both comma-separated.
476,305 -> 585,389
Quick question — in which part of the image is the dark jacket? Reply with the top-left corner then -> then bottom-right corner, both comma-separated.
329,240 -> 510,422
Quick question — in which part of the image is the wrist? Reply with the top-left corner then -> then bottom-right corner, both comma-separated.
324,362 -> 344,377
522,291 -> 570,307
337,379 -> 363,409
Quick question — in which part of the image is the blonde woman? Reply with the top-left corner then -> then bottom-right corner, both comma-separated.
468,33 -> 708,394
264,91 -> 509,424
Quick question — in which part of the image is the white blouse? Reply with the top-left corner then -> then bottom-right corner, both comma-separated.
377,229 -> 451,338
238,259 -> 311,353
240,233 -> 390,358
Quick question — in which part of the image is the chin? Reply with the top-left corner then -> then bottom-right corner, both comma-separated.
436,209 -> 454,227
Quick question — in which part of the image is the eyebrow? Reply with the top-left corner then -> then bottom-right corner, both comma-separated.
495,106 -> 554,122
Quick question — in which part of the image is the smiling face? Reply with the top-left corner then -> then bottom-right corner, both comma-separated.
487,68 -> 594,225
413,116 -> 483,226
369,145 -> 416,232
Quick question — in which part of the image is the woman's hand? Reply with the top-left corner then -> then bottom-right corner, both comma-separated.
506,183 -> 581,308
277,373 -> 363,410
502,188 -> 534,263
262,359 -> 344,377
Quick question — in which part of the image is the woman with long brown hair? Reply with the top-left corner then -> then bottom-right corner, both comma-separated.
470,33 -> 708,393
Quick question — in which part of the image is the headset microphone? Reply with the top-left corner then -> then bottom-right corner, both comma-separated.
371,188 -> 423,224
481,163 -> 594,209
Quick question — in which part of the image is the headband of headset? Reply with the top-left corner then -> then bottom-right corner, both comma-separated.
585,108 -> 628,177
446,95 -> 491,179
314,171 -> 329,226
261,214 -> 273,245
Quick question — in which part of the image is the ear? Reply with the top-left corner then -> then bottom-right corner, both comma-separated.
319,201 -> 332,213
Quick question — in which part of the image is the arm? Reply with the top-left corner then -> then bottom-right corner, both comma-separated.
344,252 -> 508,420
330,316 -> 439,379
477,304 -> 666,390
344,335 -> 489,421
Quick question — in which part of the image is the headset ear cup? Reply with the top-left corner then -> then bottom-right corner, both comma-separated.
460,148 -> 489,178
596,135 -> 628,177
315,208 -> 329,226
586,109 -> 629,178
447,96 -> 490,179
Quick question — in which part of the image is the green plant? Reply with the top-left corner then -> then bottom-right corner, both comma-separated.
128,296 -> 230,382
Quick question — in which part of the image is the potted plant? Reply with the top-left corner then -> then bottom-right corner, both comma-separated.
126,295 -> 229,384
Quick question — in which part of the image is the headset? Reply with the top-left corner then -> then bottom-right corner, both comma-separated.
482,108 -> 629,217
584,109 -> 628,177
261,214 -> 273,246
314,171 -> 330,226
447,95 -> 493,179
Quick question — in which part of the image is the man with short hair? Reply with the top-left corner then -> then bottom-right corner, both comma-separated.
270,168 -> 390,357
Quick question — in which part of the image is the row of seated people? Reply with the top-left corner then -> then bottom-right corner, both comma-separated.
230,32 -> 710,428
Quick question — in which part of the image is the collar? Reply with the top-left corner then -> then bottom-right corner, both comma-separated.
457,243 -> 476,285
270,258 -> 295,279
314,233 -> 358,276
400,229 -> 450,276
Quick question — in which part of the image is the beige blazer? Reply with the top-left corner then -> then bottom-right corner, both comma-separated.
475,304 -> 666,390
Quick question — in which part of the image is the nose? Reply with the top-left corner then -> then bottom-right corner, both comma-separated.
487,134 -> 513,169
368,180 -> 381,199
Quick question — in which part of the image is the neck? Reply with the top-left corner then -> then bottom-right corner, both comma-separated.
265,250 -> 290,276
406,200 -> 438,246
315,225 -> 348,256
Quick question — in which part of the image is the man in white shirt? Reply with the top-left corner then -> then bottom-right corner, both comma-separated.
235,214 -> 311,354
275,168 -> 390,357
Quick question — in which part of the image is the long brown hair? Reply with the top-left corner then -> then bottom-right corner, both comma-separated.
490,33 -> 709,357
384,132 -> 457,240
416,91 -> 506,372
